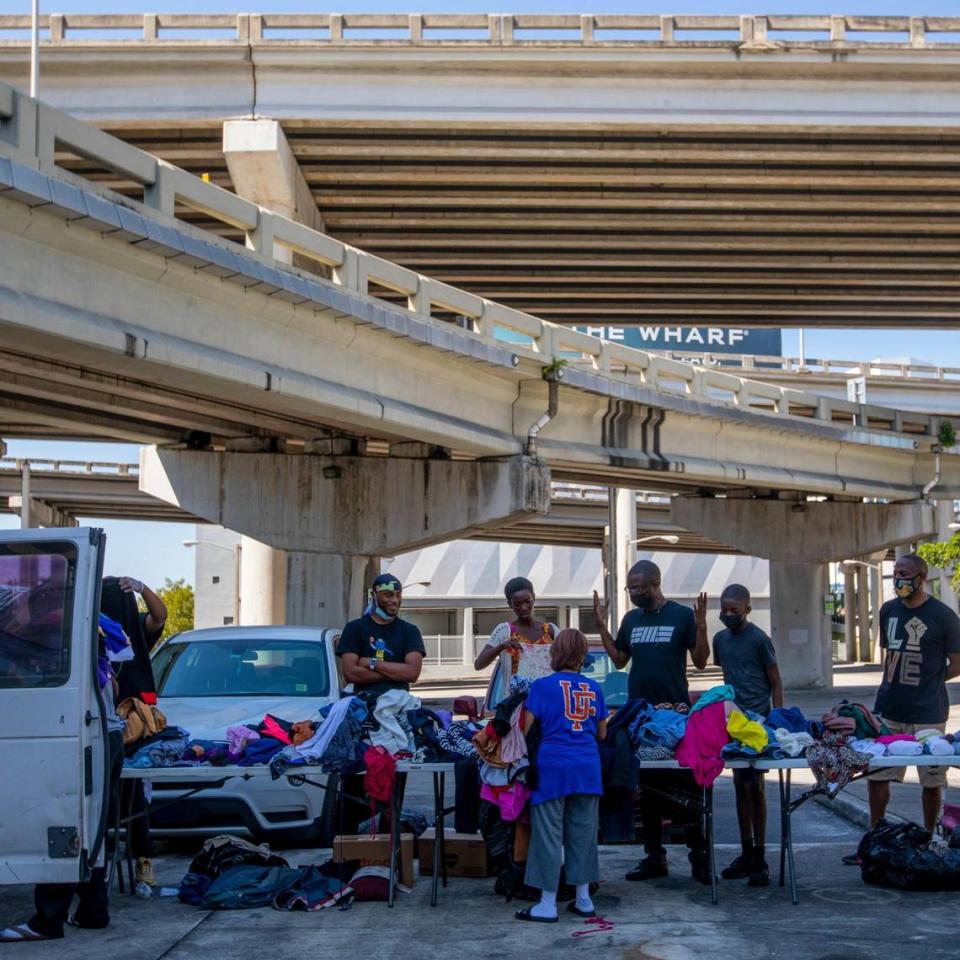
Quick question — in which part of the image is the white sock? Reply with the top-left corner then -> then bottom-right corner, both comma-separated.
530,889 -> 557,919
575,883 -> 594,912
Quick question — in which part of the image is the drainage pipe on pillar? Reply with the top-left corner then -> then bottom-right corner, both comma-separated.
525,376 -> 559,459
921,450 -> 942,500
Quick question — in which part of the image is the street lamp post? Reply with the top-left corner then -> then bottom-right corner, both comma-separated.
183,539 -> 242,626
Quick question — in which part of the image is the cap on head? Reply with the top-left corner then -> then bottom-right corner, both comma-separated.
372,573 -> 403,592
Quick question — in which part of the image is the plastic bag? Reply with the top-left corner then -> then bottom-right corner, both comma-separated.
858,818 -> 960,891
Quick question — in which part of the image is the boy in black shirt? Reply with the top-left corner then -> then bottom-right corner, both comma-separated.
712,584 -> 782,887
336,573 -> 426,696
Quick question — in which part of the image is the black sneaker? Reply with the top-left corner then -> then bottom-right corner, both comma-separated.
747,856 -> 770,887
841,852 -> 861,866
720,853 -> 753,880
625,854 -> 668,881
690,856 -> 712,886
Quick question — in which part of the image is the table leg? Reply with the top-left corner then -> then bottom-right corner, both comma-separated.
703,784 -> 718,906
388,771 -> 407,908
783,769 -> 799,905
778,770 -> 787,887
439,772 -> 448,890
431,772 -> 442,907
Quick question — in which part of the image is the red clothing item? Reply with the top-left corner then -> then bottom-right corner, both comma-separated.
675,701 -> 730,787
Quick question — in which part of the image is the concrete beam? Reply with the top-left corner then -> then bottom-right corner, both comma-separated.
223,119 -> 323,241
671,497 -> 936,562
8,495 -> 78,528
140,448 -> 551,555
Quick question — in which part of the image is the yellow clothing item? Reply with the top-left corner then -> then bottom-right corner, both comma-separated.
726,709 -> 769,753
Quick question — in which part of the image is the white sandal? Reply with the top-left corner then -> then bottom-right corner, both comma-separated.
0,923 -> 52,942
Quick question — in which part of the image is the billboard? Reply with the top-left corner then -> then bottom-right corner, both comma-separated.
574,325 -> 782,357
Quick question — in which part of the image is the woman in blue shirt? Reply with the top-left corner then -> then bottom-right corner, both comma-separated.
516,629 -> 608,923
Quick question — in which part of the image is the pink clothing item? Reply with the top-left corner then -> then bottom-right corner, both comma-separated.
261,714 -> 293,745
675,701 -> 730,787
481,781 -> 531,822
226,724 -> 260,757
876,734 -> 918,745
500,704 -> 528,764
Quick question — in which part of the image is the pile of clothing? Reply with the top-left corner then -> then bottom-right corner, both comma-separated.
178,835 -> 388,910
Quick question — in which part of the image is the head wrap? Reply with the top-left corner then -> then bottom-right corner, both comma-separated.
364,573 -> 404,619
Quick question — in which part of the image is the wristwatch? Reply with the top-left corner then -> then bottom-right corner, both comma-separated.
368,657 -> 378,672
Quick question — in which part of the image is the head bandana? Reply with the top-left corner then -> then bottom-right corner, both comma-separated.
364,574 -> 403,620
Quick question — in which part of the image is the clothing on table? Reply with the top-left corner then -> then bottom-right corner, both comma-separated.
226,724 -> 260,757
614,600 -> 697,704
675,700 -> 730,787
524,793 -> 600,894
767,706 -> 820,738
125,734 -> 189,768
805,732 -> 872,796
438,719 -> 480,758
525,670 -> 607,805
726,709 -> 769,754
369,688 -> 420,755
923,737 -> 954,756
28,730 -> 124,939
884,739 -> 924,757
874,595 -> 960,724
689,683 -> 737,716
629,702 -> 688,752
473,724 -> 506,767
492,690 -> 528,738
875,733 -> 918,745
293,697 -> 361,761
501,703 -> 528,764
363,745 -> 397,806
849,738 -> 886,758
868,719 -> 949,788
336,613 -> 427,696
237,737 -> 285,767
830,701 -> 888,740
713,622 -> 778,715
774,729 -> 815,758
637,744 -> 675,761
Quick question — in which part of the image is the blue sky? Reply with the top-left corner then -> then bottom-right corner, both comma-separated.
4,0 -> 956,587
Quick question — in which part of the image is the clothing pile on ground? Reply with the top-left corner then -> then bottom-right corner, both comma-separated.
177,835 -> 387,910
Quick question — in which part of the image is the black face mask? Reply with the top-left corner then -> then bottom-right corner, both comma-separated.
631,593 -> 656,610
719,612 -> 745,630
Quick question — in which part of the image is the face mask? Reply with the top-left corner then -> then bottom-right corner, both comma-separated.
893,576 -> 918,599
374,604 -> 395,621
719,612 -> 744,629
631,593 -> 656,610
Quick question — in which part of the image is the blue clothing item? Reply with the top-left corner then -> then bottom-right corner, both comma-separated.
766,706 -> 807,733
319,699 -> 367,773
124,735 -> 189,768
237,736 -> 285,767
628,703 -> 688,750
722,709 -> 782,758
689,683 -> 736,716
99,613 -> 133,662
526,671 -> 607,805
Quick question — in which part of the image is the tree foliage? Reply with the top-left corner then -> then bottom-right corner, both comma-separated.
917,534 -> 960,592
156,577 -> 195,639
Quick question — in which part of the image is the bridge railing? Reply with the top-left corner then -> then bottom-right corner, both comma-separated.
1,13 -> 960,48
0,458 -> 139,476
0,81 -> 944,445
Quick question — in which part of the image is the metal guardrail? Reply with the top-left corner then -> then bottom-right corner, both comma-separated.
0,81 -> 945,446
1,14 -> 959,49
0,457 -> 138,476
655,353 -> 960,383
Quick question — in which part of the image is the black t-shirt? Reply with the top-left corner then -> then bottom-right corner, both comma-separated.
713,623 -> 777,715
336,614 -> 426,696
874,596 -> 960,724
614,600 -> 697,704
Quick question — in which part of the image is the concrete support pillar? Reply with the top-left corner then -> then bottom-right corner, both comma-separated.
843,566 -> 857,663
869,565 -> 883,659
934,499 -> 959,611
238,536 -> 286,626
606,486 -> 635,629
769,560 -> 833,689
285,553 -> 379,628
461,606 -> 475,666
568,605 -> 580,630
856,565 -> 872,662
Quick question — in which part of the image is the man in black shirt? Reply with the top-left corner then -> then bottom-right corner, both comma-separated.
864,553 -> 960,835
595,560 -> 710,884
336,573 -> 426,696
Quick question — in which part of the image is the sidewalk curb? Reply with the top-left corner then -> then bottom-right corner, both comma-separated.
812,791 -> 906,832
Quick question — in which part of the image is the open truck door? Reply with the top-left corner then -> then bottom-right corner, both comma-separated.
0,528 -> 109,885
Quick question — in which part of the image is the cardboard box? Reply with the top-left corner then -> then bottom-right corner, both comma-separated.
418,829 -> 493,878
331,833 -> 415,888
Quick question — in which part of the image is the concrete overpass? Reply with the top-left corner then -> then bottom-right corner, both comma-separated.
1,81 -> 956,685
2,12 -> 960,328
